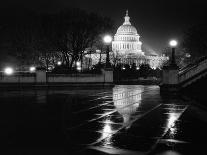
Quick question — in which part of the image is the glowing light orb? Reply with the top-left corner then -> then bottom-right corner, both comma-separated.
77,67 -> 81,71
57,61 -> 62,65
103,35 -> 112,44
4,67 -> 14,75
76,61 -> 81,66
169,40 -> 178,47
29,66 -> 36,72
186,53 -> 191,58
76,65 -> 81,71
136,67 -> 140,70
122,67 -> 126,70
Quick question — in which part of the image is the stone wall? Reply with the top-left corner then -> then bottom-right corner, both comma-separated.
0,70 -> 113,84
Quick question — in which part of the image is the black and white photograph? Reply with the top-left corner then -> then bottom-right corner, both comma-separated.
0,0 -> 207,154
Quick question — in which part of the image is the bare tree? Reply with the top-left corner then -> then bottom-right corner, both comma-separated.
53,9 -> 114,69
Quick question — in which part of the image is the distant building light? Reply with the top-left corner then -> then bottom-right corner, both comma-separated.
57,61 -> 62,66
4,67 -> 14,75
77,67 -> 81,71
29,66 -> 36,72
185,53 -> 191,58
96,50 -> 101,53
76,61 -> 81,66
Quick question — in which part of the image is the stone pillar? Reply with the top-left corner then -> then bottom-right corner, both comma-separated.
160,65 -> 179,94
36,70 -> 47,83
102,68 -> 113,84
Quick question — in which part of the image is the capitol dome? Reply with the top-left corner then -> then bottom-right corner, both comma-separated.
116,11 -> 138,35
116,25 -> 138,35
112,10 -> 143,58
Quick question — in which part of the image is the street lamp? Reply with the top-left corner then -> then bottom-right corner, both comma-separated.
169,40 -> 178,66
57,61 -> 62,66
103,35 -> 112,68
169,40 -> 177,47
29,66 -> 36,72
4,67 -> 14,75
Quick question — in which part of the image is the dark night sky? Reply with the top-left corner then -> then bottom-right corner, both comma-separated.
1,0 -> 207,54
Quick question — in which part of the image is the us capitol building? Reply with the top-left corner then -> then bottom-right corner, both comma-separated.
112,10 -> 144,64
85,11 -> 168,69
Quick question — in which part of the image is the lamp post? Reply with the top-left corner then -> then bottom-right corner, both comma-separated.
103,35 -> 112,68
169,40 -> 178,66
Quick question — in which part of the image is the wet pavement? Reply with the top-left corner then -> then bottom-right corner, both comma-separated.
0,85 -> 207,154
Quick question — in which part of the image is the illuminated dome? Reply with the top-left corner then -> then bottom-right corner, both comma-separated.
116,11 -> 138,35
112,10 -> 143,57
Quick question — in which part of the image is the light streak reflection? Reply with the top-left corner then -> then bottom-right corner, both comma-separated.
98,85 -> 143,147
100,118 -> 114,147
163,104 -> 188,146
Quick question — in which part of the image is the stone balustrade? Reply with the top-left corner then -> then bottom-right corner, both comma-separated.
178,57 -> 207,87
160,56 -> 207,93
0,69 -> 113,85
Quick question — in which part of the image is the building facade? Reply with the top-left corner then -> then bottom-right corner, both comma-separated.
112,10 -> 144,57
111,10 -> 168,69
83,10 -> 168,70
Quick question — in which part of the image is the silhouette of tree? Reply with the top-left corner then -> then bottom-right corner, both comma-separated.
0,8 -> 114,70
53,9 -> 114,69
35,14 -> 59,70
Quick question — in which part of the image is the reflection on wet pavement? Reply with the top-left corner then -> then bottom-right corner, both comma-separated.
1,85 -> 207,154
65,85 -> 190,154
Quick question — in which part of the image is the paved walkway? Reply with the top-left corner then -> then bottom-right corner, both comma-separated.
1,85 -> 207,155
65,85 -> 207,155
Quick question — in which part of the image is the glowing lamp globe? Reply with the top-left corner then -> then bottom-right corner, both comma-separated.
30,66 -> 36,72
57,61 -> 62,66
103,35 -> 112,44
76,61 -> 81,66
4,67 -> 14,75
169,40 -> 178,47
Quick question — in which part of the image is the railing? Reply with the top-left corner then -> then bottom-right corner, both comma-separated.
178,56 -> 207,86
